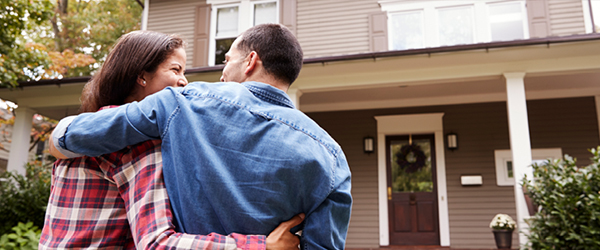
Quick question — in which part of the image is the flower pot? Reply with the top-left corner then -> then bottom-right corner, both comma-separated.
492,229 -> 513,249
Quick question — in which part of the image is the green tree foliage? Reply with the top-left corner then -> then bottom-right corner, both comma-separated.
1,0 -> 142,87
38,0 -> 142,77
0,163 -> 51,236
522,147 -> 600,249
0,0 -> 53,87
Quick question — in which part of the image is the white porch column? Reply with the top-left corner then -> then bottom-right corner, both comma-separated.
7,106 -> 35,176
141,0 -> 149,30
504,72 -> 533,247
287,88 -> 303,110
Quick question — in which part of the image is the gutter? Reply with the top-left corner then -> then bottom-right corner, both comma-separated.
15,33 -> 600,87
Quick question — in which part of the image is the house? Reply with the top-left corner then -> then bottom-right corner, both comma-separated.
2,0 -> 600,248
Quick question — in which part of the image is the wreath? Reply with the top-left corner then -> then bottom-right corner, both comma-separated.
395,144 -> 426,173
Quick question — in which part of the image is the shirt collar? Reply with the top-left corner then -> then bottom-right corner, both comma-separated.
242,81 -> 295,109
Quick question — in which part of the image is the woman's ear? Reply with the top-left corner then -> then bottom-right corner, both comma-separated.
137,74 -> 147,87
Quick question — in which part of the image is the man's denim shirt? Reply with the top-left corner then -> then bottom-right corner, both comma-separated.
53,81 -> 352,250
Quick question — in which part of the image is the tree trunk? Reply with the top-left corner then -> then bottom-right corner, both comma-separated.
52,0 -> 69,51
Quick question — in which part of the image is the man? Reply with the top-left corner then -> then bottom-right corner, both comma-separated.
51,24 -> 352,250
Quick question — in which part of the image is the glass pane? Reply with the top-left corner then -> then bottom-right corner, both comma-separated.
489,2 -> 524,41
214,38 -> 236,65
217,6 -> 239,38
389,11 -> 424,50
506,161 -> 513,178
390,138 -> 433,193
438,5 -> 474,46
254,2 -> 277,25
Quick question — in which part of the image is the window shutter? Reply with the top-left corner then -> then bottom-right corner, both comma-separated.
526,0 -> 550,38
194,4 -> 210,67
369,11 -> 388,52
280,0 -> 297,35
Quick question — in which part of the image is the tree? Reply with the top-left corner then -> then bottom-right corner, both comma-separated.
1,0 -> 143,87
0,0 -> 53,87
37,0 -> 143,77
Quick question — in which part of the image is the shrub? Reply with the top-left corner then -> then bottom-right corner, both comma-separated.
522,147 -> 600,249
0,222 -> 42,250
0,163 -> 51,236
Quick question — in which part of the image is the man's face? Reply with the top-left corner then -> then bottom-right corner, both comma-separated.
220,37 -> 248,83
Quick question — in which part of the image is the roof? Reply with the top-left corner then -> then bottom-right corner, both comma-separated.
15,33 -> 600,88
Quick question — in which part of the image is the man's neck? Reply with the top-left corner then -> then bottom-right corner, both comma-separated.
245,75 -> 289,93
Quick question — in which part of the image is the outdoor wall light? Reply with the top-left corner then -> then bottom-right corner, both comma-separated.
364,137 -> 374,154
447,133 -> 458,151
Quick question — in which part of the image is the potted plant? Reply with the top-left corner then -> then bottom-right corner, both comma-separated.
489,213 -> 516,249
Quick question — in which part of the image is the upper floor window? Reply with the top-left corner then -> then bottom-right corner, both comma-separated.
381,0 -> 529,51
209,0 -> 279,66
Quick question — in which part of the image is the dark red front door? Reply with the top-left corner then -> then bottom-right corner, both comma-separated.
387,134 -> 439,245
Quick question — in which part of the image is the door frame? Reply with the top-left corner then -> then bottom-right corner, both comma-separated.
375,113 -> 450,246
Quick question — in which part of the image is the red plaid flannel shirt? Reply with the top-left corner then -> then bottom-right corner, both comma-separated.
40,139 -> 266,250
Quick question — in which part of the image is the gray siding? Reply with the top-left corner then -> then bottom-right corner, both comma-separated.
307,97 -> 599,249
548,0 -> 586,36
148,0 -> 203,67
296,0 -> 380,58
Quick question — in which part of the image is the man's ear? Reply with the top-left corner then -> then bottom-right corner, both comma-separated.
244,51 -> 259,75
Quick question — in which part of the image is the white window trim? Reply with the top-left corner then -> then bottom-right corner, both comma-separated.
494,148 -> 562,186
380,0 -> 529,50
208,0 -> 279,66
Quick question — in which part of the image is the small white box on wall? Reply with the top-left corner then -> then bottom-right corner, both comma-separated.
461,175 -> 483,186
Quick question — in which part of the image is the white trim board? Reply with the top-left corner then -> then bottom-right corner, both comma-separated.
374,113 -> 450,247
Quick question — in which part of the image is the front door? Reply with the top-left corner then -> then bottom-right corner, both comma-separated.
387,134 -> 439,245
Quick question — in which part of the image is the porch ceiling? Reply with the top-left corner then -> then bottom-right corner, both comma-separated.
0,82 -> 85,120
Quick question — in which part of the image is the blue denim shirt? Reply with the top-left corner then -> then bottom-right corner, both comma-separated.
53,81 -> 352,250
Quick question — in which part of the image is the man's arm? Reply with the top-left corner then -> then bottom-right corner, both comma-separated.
300,155 -> 352,250
51,88 -> 178,158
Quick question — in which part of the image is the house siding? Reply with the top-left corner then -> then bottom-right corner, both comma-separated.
296,0 -> 380,58
548,0 -> 586,36
147,0 -> 204,67
306,96 -> 599,249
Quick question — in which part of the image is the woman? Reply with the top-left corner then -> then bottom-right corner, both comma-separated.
40,30 -> 301,250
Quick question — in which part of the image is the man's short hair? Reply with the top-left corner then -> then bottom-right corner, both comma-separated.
238,23 -> 303,85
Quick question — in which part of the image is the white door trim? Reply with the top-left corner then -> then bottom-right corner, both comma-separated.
375,113 -> 450,247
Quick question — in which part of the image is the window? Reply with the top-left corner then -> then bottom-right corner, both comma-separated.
494,148 -> 562,186
389,10 -> 424,50
488,1 -> 527,41
381,0 -> 529,50
437,5 -> 474,46
209,0 -> 279,66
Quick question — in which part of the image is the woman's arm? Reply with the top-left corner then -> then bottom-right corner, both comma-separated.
115,141 -> 302,250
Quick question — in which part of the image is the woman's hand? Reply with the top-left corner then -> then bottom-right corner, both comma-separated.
266,214 -> 305,250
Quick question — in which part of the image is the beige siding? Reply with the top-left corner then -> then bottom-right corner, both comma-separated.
296,0 -> 380,58
307,97 -> 599,249
548,0 -> 586,36
148,0 -> 205,67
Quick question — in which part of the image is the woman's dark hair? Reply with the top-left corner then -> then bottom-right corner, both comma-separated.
237,23 -> 303,85
80,30 -> 184,112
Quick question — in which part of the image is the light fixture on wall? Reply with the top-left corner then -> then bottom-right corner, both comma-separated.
447,133 -> 458,151
364,137 -> 374,154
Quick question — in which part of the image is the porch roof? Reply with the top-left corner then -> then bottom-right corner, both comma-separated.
4,33 -> 600,118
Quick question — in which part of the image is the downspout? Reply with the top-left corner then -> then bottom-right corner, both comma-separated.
141,0 -> 149,30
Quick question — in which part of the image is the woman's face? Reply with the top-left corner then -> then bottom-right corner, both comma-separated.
142,47 -> 188,97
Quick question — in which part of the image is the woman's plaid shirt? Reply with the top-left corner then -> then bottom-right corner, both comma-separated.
40,139 -> 265,250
